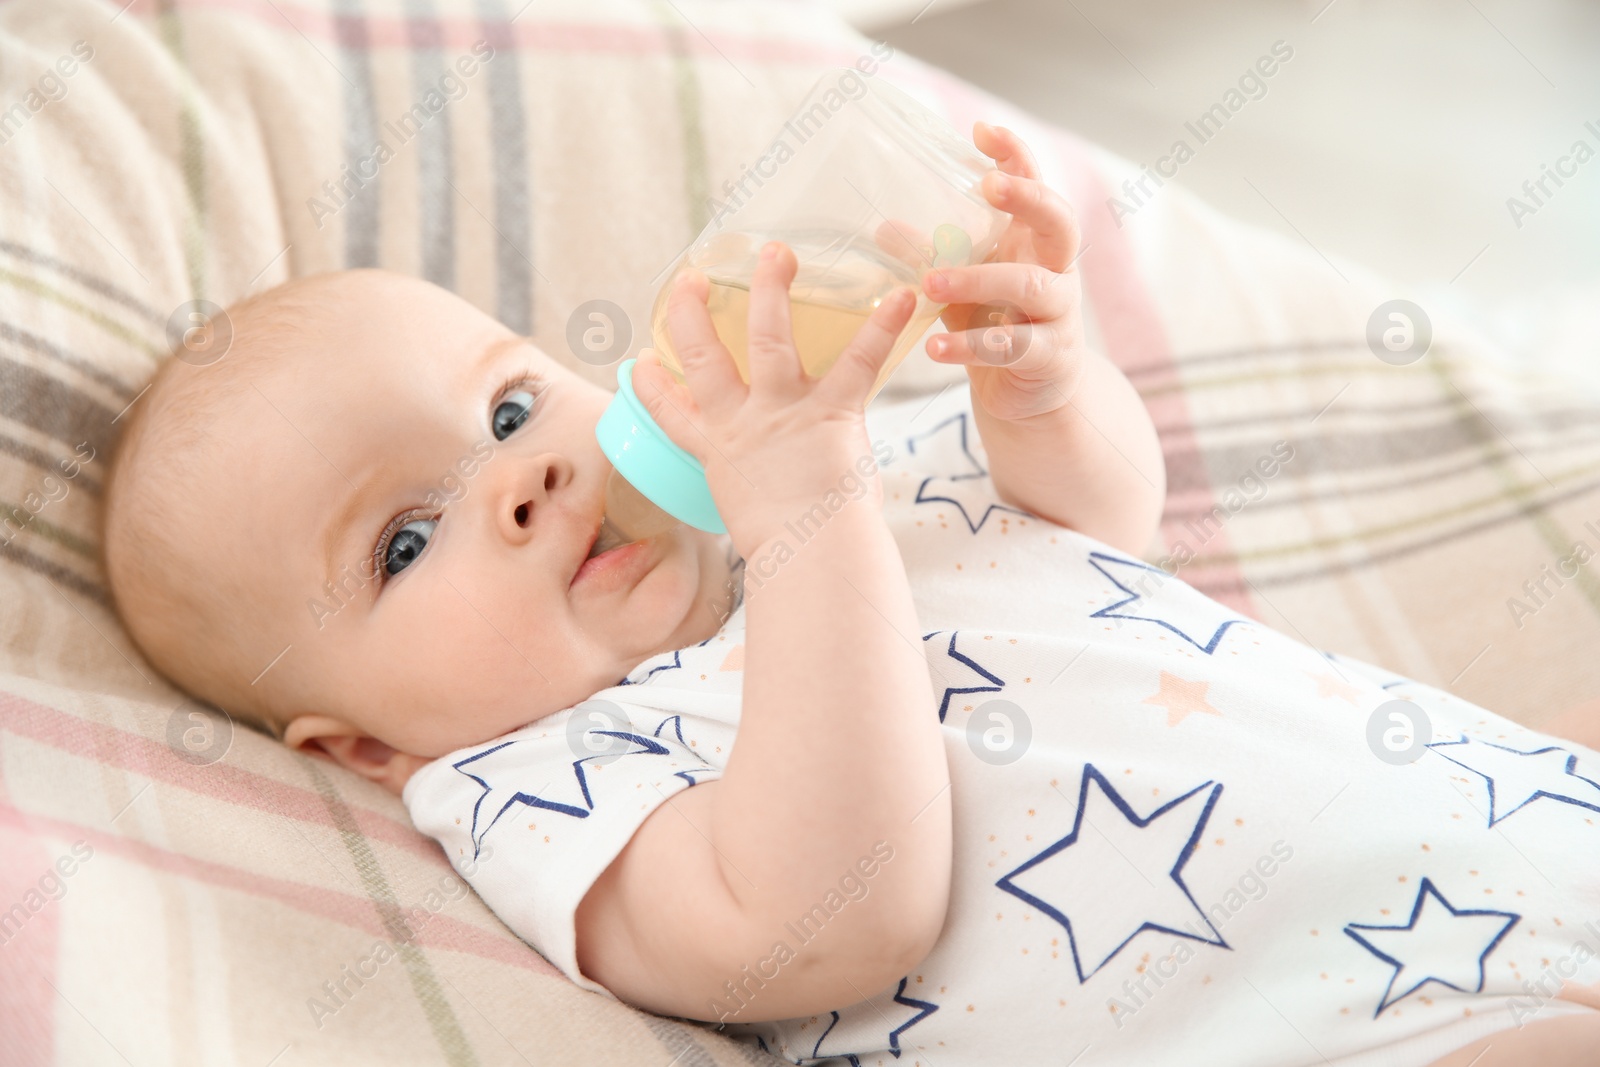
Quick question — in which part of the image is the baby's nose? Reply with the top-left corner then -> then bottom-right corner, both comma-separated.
495,457 -> 569,544
509,466 -> 560,529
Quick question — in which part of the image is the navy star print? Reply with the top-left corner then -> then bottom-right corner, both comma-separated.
618,629 -> 724,688
923,630 -> 1007,723
885,977 -> 940,1058
1427,735 -> 1600,827
1343,877 -> 1519,1016
653,714 -> 715,785
903,410 -> 1029,534
1088,551 -> 1246,654
619,648 -> 685,686
810,977 -> 939,1064
454,730 -> 673,857
810,1017 -> 863,1067
997,764 -> 1228,982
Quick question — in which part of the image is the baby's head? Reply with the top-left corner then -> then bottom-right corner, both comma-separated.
104,270 -> 733,792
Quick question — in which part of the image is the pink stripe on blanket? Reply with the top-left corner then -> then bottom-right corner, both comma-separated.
0,800 -> 560,977
0,820 -> 59,1067
127,0 -> 876,65
905,74 -> 1256,615
1046,139 -> 1255,613
0,691 -> 437,861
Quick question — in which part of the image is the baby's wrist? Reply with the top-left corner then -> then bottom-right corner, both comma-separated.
734,497 -> 889,587
718,449 -> 888,562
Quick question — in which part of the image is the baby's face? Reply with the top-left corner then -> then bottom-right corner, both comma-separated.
187,272 -> 733,757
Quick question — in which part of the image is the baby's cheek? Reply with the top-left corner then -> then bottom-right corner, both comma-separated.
349,588 -> 497,727
438,613 -> 590,742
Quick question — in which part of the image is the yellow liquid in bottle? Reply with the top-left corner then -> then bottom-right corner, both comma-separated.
609,230 -> 944,548
599,467 -> 680,547
650,229 -> 945,399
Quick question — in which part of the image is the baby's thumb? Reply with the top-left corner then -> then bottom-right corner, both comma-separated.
631,350 -> 709,466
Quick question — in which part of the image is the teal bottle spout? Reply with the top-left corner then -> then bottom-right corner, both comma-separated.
594,359 -> 727,535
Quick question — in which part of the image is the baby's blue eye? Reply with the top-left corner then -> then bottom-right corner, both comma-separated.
493,389 -> 537,441
384,518 -> 436,576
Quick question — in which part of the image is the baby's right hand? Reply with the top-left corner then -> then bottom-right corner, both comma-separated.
632,240 -> 918,560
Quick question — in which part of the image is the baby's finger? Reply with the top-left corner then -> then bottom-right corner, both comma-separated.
927,313 -> 1057,372
816,286 -> 918,409
923,261 -> 1073,322
664,268 -> 747,422
980,169 -> 1080,274
632,349 -> 712,466
973,121 -> 1043,182
745,241 -> 806,397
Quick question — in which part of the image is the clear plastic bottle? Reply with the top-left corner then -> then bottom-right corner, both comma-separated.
648,227 -> 951,401
593,67 -> 1008,544
592,466 -> 680,555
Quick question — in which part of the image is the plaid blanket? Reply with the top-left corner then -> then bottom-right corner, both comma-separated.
3,0 -> 1599,1064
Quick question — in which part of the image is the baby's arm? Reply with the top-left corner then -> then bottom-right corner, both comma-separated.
575,248 -> 952,1023
920,122 -> 1166,556
972,352 -> 1165,556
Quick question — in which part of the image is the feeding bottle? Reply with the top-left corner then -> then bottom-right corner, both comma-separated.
592,66 -> 1010,549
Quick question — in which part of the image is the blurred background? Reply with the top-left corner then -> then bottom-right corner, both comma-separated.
822,0 -> 1600,386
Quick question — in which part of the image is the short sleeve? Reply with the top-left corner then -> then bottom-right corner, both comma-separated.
402,698 -> 726,997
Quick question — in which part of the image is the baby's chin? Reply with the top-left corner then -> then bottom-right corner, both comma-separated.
427,534 -> 730,752
626,523 -> 736,653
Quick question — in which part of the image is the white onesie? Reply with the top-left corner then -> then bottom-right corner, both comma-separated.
403,387 -> 1600,1067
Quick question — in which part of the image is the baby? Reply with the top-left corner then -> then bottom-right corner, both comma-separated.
103,124 -> 1600,1066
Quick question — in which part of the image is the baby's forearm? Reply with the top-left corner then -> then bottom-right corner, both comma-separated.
976,348 -> 1166,555
717,498 -> 952,980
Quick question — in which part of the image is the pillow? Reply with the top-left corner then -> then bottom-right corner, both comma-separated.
3,0 -> 1597,1063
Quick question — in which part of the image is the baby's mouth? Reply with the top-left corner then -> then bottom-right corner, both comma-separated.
586,516 -> 632,560
571,515 -> 647,589
573,515 -> 634,586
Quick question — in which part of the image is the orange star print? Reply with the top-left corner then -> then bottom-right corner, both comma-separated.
1303,669 -> 1364,705
1142,671 -> 1222,727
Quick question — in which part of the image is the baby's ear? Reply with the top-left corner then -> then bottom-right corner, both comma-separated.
283,714 -> 430,797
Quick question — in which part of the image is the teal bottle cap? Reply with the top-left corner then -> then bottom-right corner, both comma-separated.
594,359 -> 727,535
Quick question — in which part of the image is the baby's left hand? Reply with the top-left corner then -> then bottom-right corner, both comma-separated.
919,122 -> 1086,422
